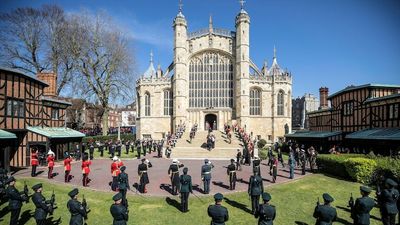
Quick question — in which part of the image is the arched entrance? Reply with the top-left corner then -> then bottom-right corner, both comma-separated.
205,114 -> 217,131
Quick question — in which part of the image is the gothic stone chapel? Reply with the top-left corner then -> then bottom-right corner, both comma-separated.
136,2 -> 292,142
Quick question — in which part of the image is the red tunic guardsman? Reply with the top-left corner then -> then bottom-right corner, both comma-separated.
111,156 -> 120,191
81,157 -> 92,186
47,150 -> 55,179
64,154 -> 72,182
31,149 -> 39,177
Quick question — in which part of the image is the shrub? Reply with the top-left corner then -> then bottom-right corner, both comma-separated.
257,139 -> 267,149
316,154 -> 361,179
259,148 -> 268,160
344,158 -> 377,184
82,134 -> 136,143
370,157 -> 400,186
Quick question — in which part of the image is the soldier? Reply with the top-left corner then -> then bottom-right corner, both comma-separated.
271,154 -> 278,183
88,142 -> 94,160
142,140 -> 147,156
168,159 -> 184,195
380,179 -> 399,225
81,155 -> 91,187
64,153 -> 73,182
226,159 -> 237,190
32,183 -> 54,225
47,150 -> 55,179
254,192 -> 276,225
98,141 -> 104,157
313,193 -> 337,225
67,188 -> 87,225
179,167 -> 193,213
236,149 -> 242,171
136,140 -> 142,159
253,155 -> 261,176
110,193 -> 129,225
111,156 -> 120,191
207,193 -> 229,225
201,159 -> 214,194
118,166 -> 130,207
6,176 -> 28,225
75,144 -> 81,161
116,141 -> 122,157
248,170 -> 264,214
300,149 -> 306,175
157,140 -> 163,158
288,152 -> 295,179
277,148 -> 285,168
125,140 -> 130,155
138,158 -> 152,193
31,148 -> 39,177
350,186 -> 375,225
110,141 -> 116,158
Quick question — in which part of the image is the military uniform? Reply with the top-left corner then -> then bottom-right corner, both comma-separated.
136,140 -> 142,159
168,160 -> 184,195
89,143 -> 94,160
380,179 -> 399,225
288,153 -> 295,179
67,188 -> 87,225
125,141 -> 130,155
255,193 -> 276,225
6,177 -> 27,225
138,159 -> 152,193
179,167 -> 192,212
351,186 -> 375,225
248,173 -> 264,214
208,193 -> 229,225
226,160 -> 236,190
118,166 -> 130,207
253,157 -> 261,176
110,193 -> 129,225
32,184 -> 53,225
201,160 -> 214,194
99,142 -> 104,157
313,193 -> 337,225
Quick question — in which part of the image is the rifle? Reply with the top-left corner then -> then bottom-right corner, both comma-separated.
47,189 -> 57,215
23,181 -> 30,203
348,193 -> 354,208
82,194 -> 90,219
317,197 -> 320,206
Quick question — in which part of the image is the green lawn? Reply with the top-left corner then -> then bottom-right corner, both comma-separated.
1,174 -> 384,225
92,146 -> 143,159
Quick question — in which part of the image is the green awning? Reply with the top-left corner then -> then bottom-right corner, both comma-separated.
346,128 -> 400,141
27,126 -> 85,139
0,129 -> 17,140
285,131 -> 342,139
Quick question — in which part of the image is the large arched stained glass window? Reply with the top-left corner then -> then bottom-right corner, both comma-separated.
163,90 -> 173,116
189,51 -> 234,108
277,90 -> 284,116
145,92 -> 150,116
250,88 -> 261,115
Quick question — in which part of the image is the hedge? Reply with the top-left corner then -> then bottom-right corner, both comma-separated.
82,134 -> 136,143
344,158 -> 377,184
317,154 -> 400,186
257,139 -> 267,149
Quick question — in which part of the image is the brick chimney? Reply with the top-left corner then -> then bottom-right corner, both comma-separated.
37,72 -> 57,97
319,87 -> 329,110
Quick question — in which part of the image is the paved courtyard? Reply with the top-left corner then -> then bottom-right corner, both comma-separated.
14,152 -> 309,196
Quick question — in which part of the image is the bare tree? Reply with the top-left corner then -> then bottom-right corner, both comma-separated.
71,12 -> 135,135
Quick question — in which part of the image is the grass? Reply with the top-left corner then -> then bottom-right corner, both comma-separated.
1,174 -> 384,225
91,146 -> 150,159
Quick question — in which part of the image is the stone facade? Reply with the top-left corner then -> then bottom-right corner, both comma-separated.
136,5 -> 292,142
292,94 -> 319,130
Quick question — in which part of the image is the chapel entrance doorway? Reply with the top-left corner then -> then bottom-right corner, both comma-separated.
205,114 -> 217,131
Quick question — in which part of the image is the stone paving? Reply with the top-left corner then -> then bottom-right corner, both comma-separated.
14,151 -> 309,197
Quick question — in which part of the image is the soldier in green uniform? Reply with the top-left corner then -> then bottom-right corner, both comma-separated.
207,193 -> 229,225
350,186 -> 375,225
226,159 -> 237,190
380,179 -> 399,225
313,193 -> 337,225
31,183 -> 54,225
118,166 -> 130,207
252,156 -> 261,176
67,188 -> 88,225
248,170 -> 264,215
254,192 -> 276,225
5,176 -> 28,225
110,193 -> 129,225
179,167 -> 192,212
138,158 -> 152,193
201,159 -> 214,194
168,159 -> 184,195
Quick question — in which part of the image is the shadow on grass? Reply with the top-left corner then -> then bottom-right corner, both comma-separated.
223,197 -> 252,214
160,183 -> 175,195
212,181 -> 230,190
295,221 -> 309,225
335,217 -> 352,225
46,216 -> 62,225
192,184 -> 204,194
336,205 -> 351,213
0,206 -> 9,219
18,209 -> 32,225
165,197 -> 181,212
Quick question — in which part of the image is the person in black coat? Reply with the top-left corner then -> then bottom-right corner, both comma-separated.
6,177 -> 27,225
226,159 -> 237,190
89,143 -> 94,160
32,183 -> 53,225
179,167 -> 193,213
110,193 -> 129,225
255,192 -> 276,225
379,179 -> 399,225
207,193 -> 229,225
118,166 -> 130,207
313,193 -> 337,225
201,159 -> 214,194
248,170 -> 264,215
67,188 -> 87,225
168,159 -> 184,195
98,141 -> 104,157
351,186 -> 375,225
138,158 -> 152,193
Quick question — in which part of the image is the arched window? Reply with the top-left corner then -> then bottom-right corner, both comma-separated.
189,51 -> 233,108
163,90 -> 173,116
250,88 -> 261,115
277,90 -> 284,116
144,92 -> 150,116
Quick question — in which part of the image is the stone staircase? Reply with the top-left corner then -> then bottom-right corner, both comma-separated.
171,130 -> 242,160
